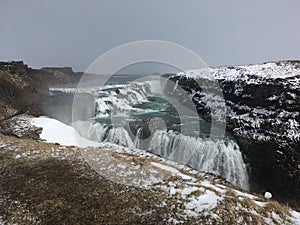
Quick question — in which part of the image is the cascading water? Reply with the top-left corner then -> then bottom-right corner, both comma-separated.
133,128 -> 143,149
73,121 -> 135,148
149,130 -> 249,190
94,82 -> 151,117
70,76 -> 250,190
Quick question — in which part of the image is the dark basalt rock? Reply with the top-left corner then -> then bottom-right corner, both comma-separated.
0,61 -> 30,75
163,63 -> 300,209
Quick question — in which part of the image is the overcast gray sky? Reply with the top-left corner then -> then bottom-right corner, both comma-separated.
1,0 -> 300,72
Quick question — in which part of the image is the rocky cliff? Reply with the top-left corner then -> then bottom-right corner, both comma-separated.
0,61 -> 39,121
165,61 -> 300,208
0,61 -> 82,121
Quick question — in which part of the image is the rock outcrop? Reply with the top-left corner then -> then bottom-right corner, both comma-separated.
30,66 -> 82,86
0,61 -> 39,120
0,61 -> 82,121
164,61 -> 300,209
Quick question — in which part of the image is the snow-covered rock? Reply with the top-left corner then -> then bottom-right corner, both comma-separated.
165,60 -> 300,209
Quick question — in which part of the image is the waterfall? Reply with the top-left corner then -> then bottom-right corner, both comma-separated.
73,121 -> 134,148
95,82 -> 152,117
105,127 -> 134,147
133,128 -> 143,149
71,80 -> 250,190
75,120 -> 249,189
149,130 -> 249,190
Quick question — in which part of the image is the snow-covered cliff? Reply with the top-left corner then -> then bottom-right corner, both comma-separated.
165,61 -> 300,208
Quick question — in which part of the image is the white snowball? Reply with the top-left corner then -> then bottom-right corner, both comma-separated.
264,192 -> 272,199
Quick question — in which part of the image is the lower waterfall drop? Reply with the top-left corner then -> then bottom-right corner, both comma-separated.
149,130 -> 249,190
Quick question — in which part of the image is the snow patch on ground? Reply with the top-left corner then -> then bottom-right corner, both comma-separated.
31,117 -> 100,148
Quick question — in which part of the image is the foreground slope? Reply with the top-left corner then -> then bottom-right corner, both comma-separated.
0,116 -> 299,224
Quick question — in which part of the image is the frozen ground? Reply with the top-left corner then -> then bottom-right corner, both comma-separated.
27,116 -> 300,224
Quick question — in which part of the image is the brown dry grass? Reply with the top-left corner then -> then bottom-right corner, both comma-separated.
0,135 -> 177,225
0,134 -> 297,225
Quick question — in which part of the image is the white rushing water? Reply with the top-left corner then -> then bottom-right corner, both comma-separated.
94,82 -> 152,117
133,128 -> 143,149
149,130 -> 249,190
70,79 -> 249,189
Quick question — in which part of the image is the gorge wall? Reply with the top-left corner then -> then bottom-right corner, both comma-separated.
0,61 -> 82,121
164,61 -> 300,208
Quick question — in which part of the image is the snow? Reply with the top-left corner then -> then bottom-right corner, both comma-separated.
184,190 -> 222,213
264,192 -> 272,199
292,211 -> 300,224
253,200 -> 267,208
31,117 -> 100,148
179,62 -> 300,81
15,154 -> 21,159
151,162 -> 192,180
